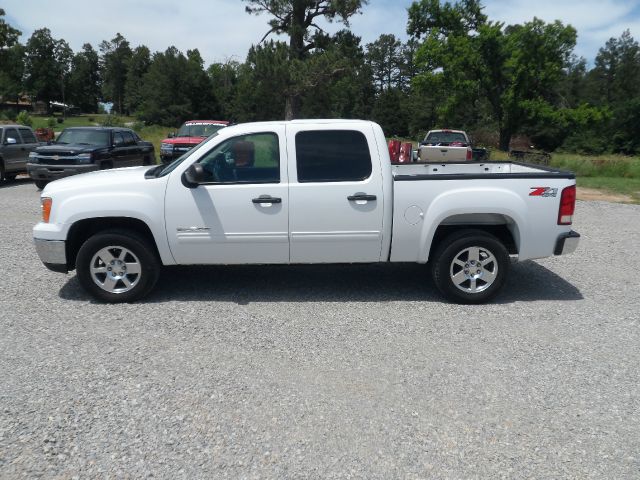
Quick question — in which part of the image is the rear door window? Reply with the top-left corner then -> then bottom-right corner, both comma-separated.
295,130 -> 372,182
122,131 -> 136,146
19,128 -> 37,144
113,132 -> 125,146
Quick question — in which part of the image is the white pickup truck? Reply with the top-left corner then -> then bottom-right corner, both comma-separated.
33,120 -> 579,304
418,129 -> 472,162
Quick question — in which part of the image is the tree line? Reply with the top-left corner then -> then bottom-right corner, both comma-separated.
1,1 -> 639,153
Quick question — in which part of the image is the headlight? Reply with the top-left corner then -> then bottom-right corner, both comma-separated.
41,197 -> 52,223
76,153 -> 93,164
160,143 -> 173,152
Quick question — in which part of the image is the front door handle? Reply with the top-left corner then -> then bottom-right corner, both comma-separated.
348,194 -> 376,202
252,195 -> 282,204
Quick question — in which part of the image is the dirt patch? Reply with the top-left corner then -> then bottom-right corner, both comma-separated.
577,187 -> 635,203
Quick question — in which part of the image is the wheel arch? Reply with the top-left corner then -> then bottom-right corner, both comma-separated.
426,213 -> 520,263
66,217 -> 161,271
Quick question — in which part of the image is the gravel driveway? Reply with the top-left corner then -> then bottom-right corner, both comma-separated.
1,178 -> 639,479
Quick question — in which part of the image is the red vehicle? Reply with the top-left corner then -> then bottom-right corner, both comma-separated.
160,120 -> 229,163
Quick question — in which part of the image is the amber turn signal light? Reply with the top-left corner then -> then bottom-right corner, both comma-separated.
41,197 -> 52,223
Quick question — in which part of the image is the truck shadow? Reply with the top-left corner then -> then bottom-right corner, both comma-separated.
58,261 -> 582,304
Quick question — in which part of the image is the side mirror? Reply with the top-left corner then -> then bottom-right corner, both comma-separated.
182,163 -> 207,188
5,137 -> 17,145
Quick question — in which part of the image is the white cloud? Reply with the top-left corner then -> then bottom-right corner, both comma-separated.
4,0 -> 640,64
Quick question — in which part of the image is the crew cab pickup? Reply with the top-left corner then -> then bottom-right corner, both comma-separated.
27,127 -> 155,189
160,120 -> 229,163
418,129 -> 472,162
0,125 -> 40,182
33,120 -> 579,304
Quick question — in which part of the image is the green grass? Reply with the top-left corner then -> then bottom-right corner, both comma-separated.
135,124 -> 173,163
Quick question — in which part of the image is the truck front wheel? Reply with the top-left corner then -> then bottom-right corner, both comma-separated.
76,230 -> 160,303
431,230 -> 509,304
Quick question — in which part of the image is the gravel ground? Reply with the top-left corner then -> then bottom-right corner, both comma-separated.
1,178 -> 639,479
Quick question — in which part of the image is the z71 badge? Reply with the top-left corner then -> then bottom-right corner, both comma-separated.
529,187 -> 558,197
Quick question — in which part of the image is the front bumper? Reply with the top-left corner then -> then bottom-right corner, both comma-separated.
27,162 -> 99,182
34,238 -> 68,273
554,230 -> 580,255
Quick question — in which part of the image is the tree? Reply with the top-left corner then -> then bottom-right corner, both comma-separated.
366,34 -> 403,92
124,45 -> 151,114
138,46 -> 217,125
24,28 -> 71,109
243,0 -> 368,119
410,0 -> 576,150
68,43 -> 101,113
0,8 -> 20,49
208,60 -> 241,120
100,33 -> 132,114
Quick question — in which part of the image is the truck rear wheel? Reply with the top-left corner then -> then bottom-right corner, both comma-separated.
431,229 -> 509,304
34,180 -> 48,190
76,230 -> 160,303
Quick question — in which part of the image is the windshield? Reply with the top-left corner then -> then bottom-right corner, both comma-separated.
57,129 -> 111,146
158,132 -> 219,177
424,132 -> 467,145
177,123 -> 225,137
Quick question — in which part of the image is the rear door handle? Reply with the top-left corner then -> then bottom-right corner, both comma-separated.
348,194 -> 376,201
252,195 -> 282,204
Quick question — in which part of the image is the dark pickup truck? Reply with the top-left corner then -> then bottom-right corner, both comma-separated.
27,127 -> 155,189
0,125 -> 40,182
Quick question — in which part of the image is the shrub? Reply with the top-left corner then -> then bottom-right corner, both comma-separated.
101,115 -> 124,127
47,117 -> 57,128
16,110 -> 33,127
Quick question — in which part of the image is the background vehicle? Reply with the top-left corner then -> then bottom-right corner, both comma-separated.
33,120 -> 579,304
0,125 -> 40,182
418,129 -> 472,162
27,127 -> 155,189
160,120 -> 229,163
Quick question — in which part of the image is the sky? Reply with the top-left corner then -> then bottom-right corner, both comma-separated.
4,0 -> 640,66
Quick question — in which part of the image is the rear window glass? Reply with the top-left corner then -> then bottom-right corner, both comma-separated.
57,129 -> 110,146
424,132 -> 467,144
295,130 -> 372,183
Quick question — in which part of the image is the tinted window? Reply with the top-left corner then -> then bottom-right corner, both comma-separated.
19,128 -> 37,144
178,123 -> 226,137
197,132 -> 280,184
5,128 -> 22,144
122,131 -> 136,145
296,130 -> 372,183
57,129 -> 110,146
113,132 -> 125,146
424,131 -> 467,145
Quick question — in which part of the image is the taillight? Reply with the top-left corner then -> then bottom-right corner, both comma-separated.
466,148 -> 472,161
41,197 -> 52,223
558,185 -> 576,225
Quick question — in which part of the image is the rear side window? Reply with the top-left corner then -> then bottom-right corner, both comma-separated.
122,131 -> 136,145
296,130 -> 372,182
19,128 -> 37,144
113,132 -> 124,146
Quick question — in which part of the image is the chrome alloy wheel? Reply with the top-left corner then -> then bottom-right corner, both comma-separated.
89,246 -> 142,294
449,246 -> 498,294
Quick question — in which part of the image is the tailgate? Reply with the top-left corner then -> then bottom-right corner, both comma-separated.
419,145 -> 468,162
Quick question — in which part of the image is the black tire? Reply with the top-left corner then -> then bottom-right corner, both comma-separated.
0,160 -> 5,182
431,229 -> 509,304
34,180 -> 48,190
142,155 -> 152,166
5,173 -> 17,182
76,230 -> 160,303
